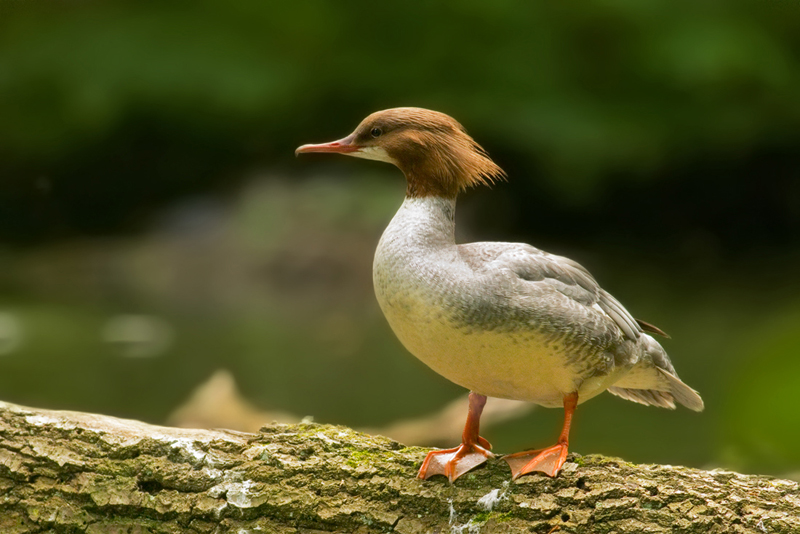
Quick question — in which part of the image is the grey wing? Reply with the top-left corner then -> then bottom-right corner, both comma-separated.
460,242 -> 643,341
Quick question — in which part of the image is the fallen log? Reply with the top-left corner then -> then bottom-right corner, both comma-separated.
1,400 -> 797,533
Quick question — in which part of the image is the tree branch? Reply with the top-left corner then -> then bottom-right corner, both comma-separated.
1,400 -> 797,533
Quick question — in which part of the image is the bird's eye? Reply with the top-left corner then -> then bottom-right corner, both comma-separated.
370,128 -> 382,138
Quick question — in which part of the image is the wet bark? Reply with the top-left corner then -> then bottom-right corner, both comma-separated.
1,400 -> 798,533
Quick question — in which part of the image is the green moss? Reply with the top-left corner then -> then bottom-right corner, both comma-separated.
346,450 -> 372,467
345,448 -> 410,469
494,512 -> 514,522
472,511 -> 491,523
471,511 -> 514,525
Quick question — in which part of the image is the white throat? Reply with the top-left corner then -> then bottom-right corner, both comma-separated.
347,145 -> 397,164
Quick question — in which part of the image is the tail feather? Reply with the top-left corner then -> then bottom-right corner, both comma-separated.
656,368 -> 704,412
607,387 -> 676,409
609,334 -> 704,412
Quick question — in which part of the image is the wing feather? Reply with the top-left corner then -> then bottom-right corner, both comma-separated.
460,242 -> 649,341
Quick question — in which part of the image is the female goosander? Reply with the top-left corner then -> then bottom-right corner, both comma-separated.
296,107 -> 703,482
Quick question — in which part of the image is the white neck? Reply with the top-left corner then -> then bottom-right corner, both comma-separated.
382,195 -> 457,250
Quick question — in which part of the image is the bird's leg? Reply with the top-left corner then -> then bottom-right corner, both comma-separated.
418,391 -> 495,483
503,392 -> 578,479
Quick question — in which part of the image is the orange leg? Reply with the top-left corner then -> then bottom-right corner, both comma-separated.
418,392 -> 495,483
503,392 -> 578,479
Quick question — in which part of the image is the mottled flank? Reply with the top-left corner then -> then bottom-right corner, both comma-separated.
1,400 -> 798,533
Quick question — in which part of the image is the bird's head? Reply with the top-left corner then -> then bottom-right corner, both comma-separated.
296,107 -> 506,198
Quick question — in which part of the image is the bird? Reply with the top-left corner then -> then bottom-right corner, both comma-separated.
296,107 -> 704,483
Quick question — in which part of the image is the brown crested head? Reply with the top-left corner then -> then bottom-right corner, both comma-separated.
296,107 -> 506,198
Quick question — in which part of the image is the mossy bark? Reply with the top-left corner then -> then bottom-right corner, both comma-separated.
1,400 -> 798,533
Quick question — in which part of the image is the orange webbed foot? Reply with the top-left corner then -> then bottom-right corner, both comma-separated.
418,436 -> 494,483
503,442 -> 569,479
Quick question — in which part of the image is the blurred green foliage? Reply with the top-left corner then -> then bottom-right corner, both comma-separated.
1,0 -> 799,241
1,0 -> 800,477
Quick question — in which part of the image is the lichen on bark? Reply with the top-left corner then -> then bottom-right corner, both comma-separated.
1,400 -> 798,533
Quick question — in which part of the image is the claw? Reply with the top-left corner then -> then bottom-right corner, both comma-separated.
419,441 -> 495,482
504,443 -> 568,479
417,392 -> 494,483
504,392 -> 578,480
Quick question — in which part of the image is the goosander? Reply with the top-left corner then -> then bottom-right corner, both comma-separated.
296,107 -> 703,482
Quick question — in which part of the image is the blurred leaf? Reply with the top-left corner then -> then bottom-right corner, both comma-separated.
723,305 -> 800,473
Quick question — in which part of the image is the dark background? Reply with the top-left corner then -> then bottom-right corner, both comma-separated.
1,0 -> 799,478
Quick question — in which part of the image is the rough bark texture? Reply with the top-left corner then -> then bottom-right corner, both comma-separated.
1,400 -> 798,533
